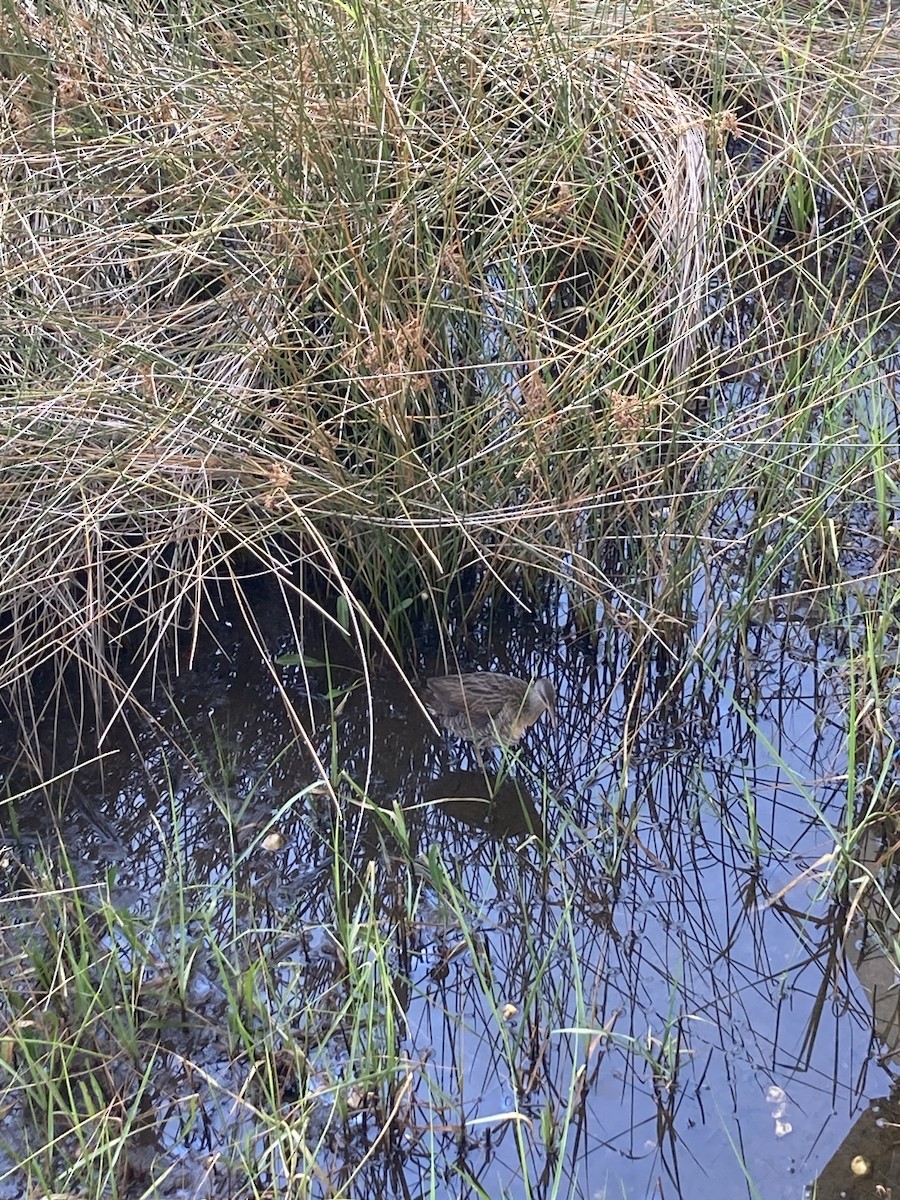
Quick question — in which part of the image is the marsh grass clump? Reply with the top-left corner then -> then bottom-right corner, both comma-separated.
0,822 -> 431,1198
6,0 -> 898,753
0,861 -> 177,1192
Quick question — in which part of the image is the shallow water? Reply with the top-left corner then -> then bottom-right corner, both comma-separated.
0,578 -> 896,1199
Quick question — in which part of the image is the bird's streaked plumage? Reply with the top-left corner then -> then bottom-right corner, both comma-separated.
426,673 -> 556,749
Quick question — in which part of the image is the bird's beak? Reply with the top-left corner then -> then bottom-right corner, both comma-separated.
548,705 -> 558,730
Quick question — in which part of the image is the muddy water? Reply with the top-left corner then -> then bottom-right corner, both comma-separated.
0,578 -> 895,1199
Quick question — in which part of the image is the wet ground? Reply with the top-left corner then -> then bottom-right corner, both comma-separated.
1,577 -> 898,1198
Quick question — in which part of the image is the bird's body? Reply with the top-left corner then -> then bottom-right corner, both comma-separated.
425,673 -> 556,750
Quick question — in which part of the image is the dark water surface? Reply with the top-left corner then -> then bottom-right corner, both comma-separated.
1,580 -> 897,1199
